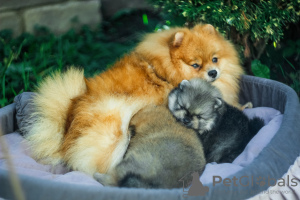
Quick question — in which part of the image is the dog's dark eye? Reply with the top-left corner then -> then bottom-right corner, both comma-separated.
176,105 -> 184,110
196,115 -> 202,119
191,63 -> 200,68
212,57 -> 218,63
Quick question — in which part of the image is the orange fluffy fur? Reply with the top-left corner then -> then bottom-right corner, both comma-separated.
24,24 -> 244,175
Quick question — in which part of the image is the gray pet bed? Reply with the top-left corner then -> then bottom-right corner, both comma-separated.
0,75 -> 300,200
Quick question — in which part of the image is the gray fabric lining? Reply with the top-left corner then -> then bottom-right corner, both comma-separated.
0,75 -> 300,200
0,103 -> 16,135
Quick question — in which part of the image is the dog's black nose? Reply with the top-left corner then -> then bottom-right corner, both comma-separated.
183,117 -> 191,125
208,70 -> 217,78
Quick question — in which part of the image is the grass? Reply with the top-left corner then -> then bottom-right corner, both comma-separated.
0,27 -> 131,107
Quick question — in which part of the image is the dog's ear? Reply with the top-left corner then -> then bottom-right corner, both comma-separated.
173,32 -> 185,47
179,80 -> 190,90
193,24 -> 216,35
214,97 -> 223,109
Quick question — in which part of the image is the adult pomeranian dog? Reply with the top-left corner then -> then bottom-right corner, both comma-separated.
23,24 -> 244,175
94,105 -> 206,189
168,79 -> 264,163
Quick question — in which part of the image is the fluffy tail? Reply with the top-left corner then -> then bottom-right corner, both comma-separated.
23,67 -> 86,165
248,117 -> 265,137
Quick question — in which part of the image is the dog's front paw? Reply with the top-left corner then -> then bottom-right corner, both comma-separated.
241,102 -> 253,110
93,172 -> 116,186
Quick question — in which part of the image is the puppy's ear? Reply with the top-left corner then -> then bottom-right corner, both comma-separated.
168,88 -> 179,111
179,80 -> 190,90
173,32 -> 184,47
194,24 -> 216,35
214,97 -> 223,109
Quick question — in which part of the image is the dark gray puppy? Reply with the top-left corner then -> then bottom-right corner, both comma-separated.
94,105 -> 206,189
168,79 -> 264,163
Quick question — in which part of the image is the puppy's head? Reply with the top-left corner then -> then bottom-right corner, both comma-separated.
168,78 -> 226,134
168,24 -> 242,84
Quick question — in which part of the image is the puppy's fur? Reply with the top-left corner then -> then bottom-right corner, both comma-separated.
23,24 -> 244,175
94,105 -> 206,189
168,79 -> 264,163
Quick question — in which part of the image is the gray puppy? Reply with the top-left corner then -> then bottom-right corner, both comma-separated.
94,105 -> 206,189
168,79 -> 264,163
